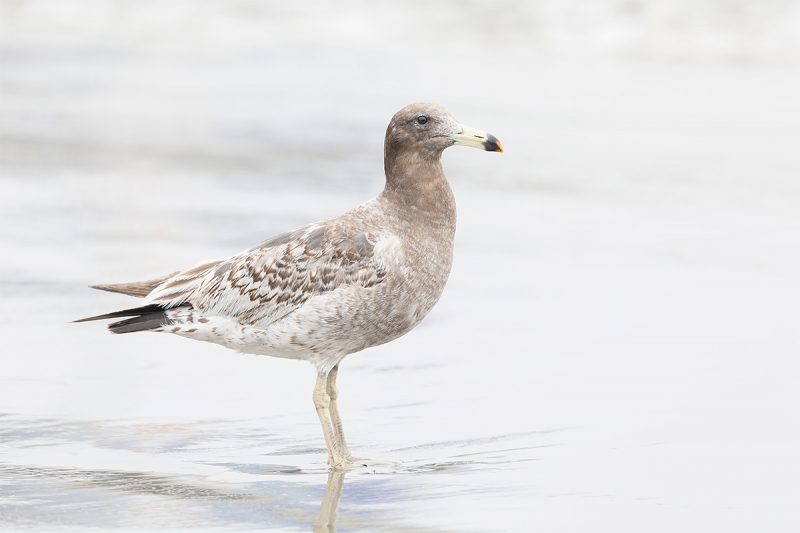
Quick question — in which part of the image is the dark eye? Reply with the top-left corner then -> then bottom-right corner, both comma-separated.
416,115 -> 428,125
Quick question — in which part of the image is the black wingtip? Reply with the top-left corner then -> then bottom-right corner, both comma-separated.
72,304 -> 167,324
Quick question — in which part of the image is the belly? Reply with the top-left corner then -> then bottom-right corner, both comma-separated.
160,280 -> 430,372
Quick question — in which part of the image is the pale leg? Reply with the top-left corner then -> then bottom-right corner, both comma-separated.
315,368 -> 392,469
326,365 -> 355,462
313,372 -> 350,469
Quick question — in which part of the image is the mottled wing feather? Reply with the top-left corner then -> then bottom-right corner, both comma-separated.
140,260 -> 224,305
143,222 -> 387,327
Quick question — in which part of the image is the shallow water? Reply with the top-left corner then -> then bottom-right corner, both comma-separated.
1,2 -> 799,531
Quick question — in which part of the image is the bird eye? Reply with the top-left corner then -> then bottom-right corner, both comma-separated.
416,115 -> 428,125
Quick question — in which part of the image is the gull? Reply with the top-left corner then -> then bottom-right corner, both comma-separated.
76,103 -> 503,469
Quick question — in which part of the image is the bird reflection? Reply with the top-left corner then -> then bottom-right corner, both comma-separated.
313,470 -> 345,533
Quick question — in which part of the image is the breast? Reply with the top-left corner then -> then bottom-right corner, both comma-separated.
373,223 -> 456,329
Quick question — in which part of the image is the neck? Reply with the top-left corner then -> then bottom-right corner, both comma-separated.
381,149 -> 455,219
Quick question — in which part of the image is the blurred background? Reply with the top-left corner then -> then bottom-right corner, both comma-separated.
1,1 -> 798,531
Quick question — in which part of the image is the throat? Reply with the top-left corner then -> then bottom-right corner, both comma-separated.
381,151 -> 456,221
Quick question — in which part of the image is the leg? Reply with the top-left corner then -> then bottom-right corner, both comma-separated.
313,372 -> 349,469
315,368 -> 392,470
327,365 -> 354,461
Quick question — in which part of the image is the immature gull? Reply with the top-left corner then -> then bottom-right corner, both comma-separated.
76,103 -> 503,469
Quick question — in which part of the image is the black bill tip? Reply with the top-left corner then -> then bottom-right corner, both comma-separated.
484,134 -> 504,153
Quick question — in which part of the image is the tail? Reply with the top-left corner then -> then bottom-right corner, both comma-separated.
89,272 -> 179,298
72,304 -> 179,334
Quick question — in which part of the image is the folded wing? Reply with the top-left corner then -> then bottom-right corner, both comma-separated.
142,222 -> 388,328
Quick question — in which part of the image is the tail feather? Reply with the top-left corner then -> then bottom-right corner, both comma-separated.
108,311 -> 174,334
90,272 -> 180,298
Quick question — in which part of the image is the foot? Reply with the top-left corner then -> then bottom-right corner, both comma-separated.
330,455 -> 399,471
